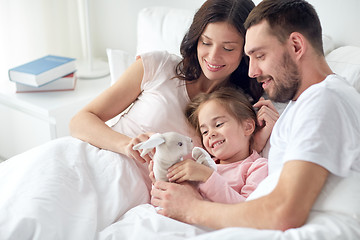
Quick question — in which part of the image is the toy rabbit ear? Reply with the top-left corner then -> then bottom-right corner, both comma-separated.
132,133 -> 165,151
192,147 -> 217,171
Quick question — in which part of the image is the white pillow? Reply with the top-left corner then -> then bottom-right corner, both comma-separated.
105,49 -> 135,126
326,46 -> 360,93
106,7 -> 195,86
106,48 -> 135,85
136,7 -> 195,57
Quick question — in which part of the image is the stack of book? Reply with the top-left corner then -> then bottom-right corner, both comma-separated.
8,55 -> 77,93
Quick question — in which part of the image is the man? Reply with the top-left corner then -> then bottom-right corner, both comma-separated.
151,0 -> 360,237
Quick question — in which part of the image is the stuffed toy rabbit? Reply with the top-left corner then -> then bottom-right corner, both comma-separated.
133,132 -> 216,182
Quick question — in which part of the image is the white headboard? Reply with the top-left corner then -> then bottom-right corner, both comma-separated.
253,0 -> 360,48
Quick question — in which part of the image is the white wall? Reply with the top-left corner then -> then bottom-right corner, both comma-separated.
0,0 -> 205,85
0,0 -> 81,87
2,0 -> 359,86
309,0 -> 360,48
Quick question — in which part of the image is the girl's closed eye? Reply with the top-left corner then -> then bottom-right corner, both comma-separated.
200,127 -> 209,136
215,122 -> 224,128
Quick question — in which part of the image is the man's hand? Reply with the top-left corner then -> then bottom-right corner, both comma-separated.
151,181 -> 203,223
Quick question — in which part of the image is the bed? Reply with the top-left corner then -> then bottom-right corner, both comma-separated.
1,0 -> 360,239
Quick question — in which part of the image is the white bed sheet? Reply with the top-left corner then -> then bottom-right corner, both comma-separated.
1,137 -> 359,239
0,137 -> 151,240
99,203 -> 359,240
98,171 -> 360,240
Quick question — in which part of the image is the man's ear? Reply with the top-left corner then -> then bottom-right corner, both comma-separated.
242,119 -> 255,136
289,32 -> 306,60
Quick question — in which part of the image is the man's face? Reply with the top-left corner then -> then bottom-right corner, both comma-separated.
244,21 -> 301,103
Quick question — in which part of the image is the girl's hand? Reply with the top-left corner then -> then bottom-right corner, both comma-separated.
167,159 -> 214,183
253,97 -> 279,152
125,132 -> 155,163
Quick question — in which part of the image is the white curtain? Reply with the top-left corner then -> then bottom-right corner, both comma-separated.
0,0 -> 82,87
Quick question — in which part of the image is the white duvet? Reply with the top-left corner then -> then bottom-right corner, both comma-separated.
0,137 -> 359,240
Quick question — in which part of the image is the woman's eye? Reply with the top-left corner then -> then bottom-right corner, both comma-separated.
224,47 -> 234,52
201,130 -> 208,135
202,41 -> 210,46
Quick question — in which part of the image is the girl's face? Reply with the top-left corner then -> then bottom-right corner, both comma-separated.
197,21 -> 244,84
198,100 -> 254,164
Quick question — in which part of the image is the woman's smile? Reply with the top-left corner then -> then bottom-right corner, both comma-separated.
205,59 -> 225,72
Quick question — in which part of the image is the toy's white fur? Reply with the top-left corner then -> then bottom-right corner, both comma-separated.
133,132 -> 216,182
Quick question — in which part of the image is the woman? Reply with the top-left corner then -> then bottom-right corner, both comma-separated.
0,0 -> 278,239
70,0 -> 272,163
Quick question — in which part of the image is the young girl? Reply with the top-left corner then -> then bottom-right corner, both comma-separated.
166,87 -> 268,203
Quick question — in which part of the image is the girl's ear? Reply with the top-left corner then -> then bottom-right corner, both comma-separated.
242,119 -> 255,136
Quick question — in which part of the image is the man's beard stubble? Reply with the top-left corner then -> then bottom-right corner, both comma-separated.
262,52 -> 301,103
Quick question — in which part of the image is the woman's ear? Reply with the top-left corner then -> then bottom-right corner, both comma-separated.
242,119 -> 255,136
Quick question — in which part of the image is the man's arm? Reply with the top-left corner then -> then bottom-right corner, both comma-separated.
151,160 -> 329,231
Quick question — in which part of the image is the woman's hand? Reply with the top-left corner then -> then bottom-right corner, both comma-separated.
167,159 -> 214,183
125,132 -> 155,163
148,160 -> 156,184
151,181 -> 203,223
252,97 -> 279,152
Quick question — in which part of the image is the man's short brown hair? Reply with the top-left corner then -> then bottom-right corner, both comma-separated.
244,0 -> 324,56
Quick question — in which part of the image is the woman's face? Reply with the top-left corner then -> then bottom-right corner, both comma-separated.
197,21 -> 244,84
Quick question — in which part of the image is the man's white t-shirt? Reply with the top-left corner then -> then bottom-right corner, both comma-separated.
268,74 -> 360,177
248,74 -> 360,221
